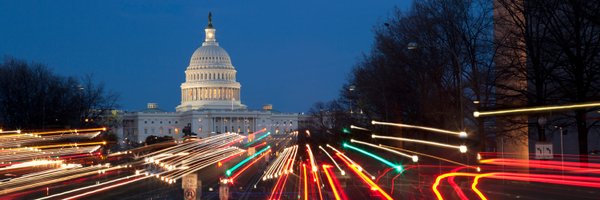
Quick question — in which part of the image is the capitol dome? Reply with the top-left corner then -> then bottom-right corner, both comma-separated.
188,42 -> 233,68
177,13 -> 247,112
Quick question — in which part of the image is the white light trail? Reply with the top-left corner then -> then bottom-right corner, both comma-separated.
0,160 -> 63,172
318,146 -> 345,175
326,144 -> 376,179
372,134 -> 467,153
0,145 -> 101,162
371,120 -> 467,138
306,144 -> 317,172
261,145 -> 298,181
350,125 -> 370,131
0,164 -> 121,195
36,174 -> 144,200
350,139 -> 418,162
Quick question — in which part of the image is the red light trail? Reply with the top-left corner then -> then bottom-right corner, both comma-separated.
335,153 -> 393,200
322,165 -> 347,200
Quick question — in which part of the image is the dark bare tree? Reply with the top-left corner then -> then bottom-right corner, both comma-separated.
0,57 -> 118,130
340,0 -> 494,152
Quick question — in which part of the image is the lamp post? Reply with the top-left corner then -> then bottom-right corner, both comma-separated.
559,126 -> 564,158
555,125 -> 565,178
474,100 -> 486,151
349,85 -> 355,114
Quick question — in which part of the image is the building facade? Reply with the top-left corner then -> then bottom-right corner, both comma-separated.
117,14 -> 299,144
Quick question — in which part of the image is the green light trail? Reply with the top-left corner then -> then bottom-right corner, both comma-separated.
244,132 -> 271,148
343,143 -> 402,172
226,145 -> 271,176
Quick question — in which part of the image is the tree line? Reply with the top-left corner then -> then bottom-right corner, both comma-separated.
309,0 -> 600,155
0,56 -> 118,130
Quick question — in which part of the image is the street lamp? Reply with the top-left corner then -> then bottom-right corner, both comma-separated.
554,125 -> 565,160
349,85 -> 356,114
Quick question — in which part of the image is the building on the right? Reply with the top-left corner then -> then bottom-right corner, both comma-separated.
492,0 -> 529,159
492,0 -> 600,157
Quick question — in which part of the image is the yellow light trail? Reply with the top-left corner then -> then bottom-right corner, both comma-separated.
0,128 -> 106,139
303,163 -> 309,200
372,120 -> 467,138
322,165 -> 343,200
26,127 -> 107,135
0,160 -> 63,172
0,129 -> 21,134
472,174 -> 492,200
314,168 -> 324,200
0,132 -> 102,149
431,172 -> 481,200
12,141 -> 106,150
0,133 -> 30,138
0,146 -> 101,162
372,134 -> 467,153
473,102 -> 600,118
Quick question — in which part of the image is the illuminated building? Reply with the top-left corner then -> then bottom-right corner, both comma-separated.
117,13 -> 299,144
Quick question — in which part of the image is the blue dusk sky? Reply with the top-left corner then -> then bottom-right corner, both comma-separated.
0,1 -> 412,112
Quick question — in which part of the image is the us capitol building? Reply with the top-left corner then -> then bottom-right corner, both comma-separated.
115,14 -> 300,144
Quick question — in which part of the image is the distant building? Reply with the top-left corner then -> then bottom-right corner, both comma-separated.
115,14 -> 300,145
